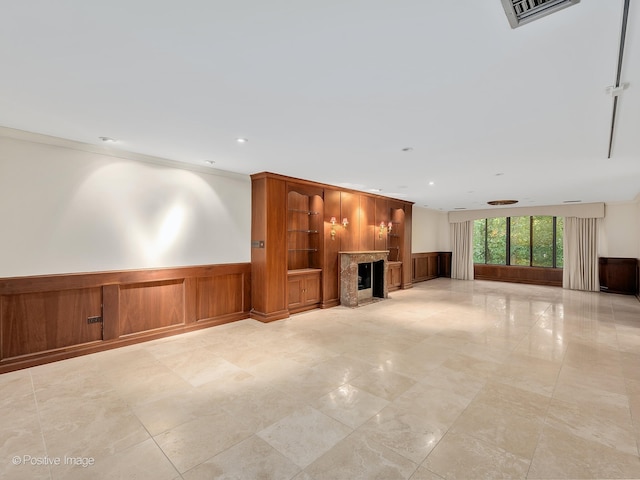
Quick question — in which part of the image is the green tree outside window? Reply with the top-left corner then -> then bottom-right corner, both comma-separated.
473,216 -> 563,268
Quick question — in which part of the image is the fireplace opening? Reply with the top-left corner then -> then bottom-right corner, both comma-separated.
357,260 -> 385,303
372,260 -> 385,298
358,263 -> 371,291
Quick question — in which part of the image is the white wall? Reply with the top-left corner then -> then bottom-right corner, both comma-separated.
0,133 -> 251,277
412,206 -> 450,252
600,202 -> 640,258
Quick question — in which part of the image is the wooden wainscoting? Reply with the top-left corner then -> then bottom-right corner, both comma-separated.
0,263 -> 251,373
411,252 -> 452,283
474,264 -> 562,287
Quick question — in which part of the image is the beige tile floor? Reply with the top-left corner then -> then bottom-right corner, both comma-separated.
2,278 -> 640,479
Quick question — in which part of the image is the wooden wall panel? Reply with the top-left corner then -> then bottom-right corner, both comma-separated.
340,192 -> 359,252
374,197 -> 389,252
359,195 -> 376,252
251,175 -> 268,315
411,252 -> 452,283
197,273 -> 246,320
323,188 -> 341,307
1,288 -> 102,359
119,280 -> 185,336
251,174 -> 288,321
401,204 -> 412,288
474,264 -> 562,286
412,252 -> 440,282
0,263 -> 251,373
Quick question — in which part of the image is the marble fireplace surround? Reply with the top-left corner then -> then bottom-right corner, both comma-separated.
339,251 -> 389,307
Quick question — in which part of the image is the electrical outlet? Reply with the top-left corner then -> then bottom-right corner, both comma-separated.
87,316 -> 103,324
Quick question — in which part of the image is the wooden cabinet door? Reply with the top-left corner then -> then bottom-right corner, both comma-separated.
288,276 -> 304,309
304,273 -> 321,304
388,263 -> 402,290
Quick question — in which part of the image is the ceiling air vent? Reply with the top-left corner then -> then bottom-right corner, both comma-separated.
501,0 -> 580,29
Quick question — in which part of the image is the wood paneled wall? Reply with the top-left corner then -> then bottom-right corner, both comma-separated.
322,189 -> 341,308
412,252 -> 440,282
411,252 -> 451,283
0,263 -> 251,373
474,264 -> 562,287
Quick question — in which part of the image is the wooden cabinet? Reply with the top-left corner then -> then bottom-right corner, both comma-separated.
599,257 -> 638,295
387,261 -> 402,291
288,269 -> 322,313
287,188 -> 323,270
251,172 -> 413,321
438,252 -> 452,278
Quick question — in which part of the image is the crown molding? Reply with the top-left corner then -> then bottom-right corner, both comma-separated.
0,126 -> 249,183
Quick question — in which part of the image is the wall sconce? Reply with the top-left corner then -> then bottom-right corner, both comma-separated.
330,217 -> 348,240
379,221 -> 393,239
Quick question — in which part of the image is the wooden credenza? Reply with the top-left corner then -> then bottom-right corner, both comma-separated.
599,257 -> 638,295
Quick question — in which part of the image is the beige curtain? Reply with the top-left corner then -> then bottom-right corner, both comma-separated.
450,220 -> 474,280
563,217 -> 599,292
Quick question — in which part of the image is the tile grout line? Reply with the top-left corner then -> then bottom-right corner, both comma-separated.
28,368 -> 54,480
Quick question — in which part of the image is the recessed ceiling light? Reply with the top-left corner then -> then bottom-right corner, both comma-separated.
487,200 -> 518,206
428,181 -> 435,186
236,138 -> 248,143
205,160 -> 215,165
401,147 -> 413,152
98,136 -> 116,143
563,200 -> 582,203
454,207 -> 466,210
368,188 -> 382,192
495,173 -> 504,176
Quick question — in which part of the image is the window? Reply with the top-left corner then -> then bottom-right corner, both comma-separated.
487,217 -> 507,265
474,216 -> 563,268
510,216 -> 530,266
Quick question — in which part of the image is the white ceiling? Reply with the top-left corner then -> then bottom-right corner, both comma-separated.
1,1 -> 639,211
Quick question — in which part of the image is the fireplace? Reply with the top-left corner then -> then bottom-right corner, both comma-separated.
340,251 -> 389,307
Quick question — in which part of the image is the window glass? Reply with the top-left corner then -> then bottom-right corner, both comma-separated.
474,215 -> 562,268
473,219 -> 486,264
532,216 -> 554,267
510,216 -> 530,266
555,217 -> 564,268
486,217 -> 507,265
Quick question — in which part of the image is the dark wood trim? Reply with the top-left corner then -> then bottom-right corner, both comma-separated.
0,263 -> 251,373
474,264 -> 562,287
